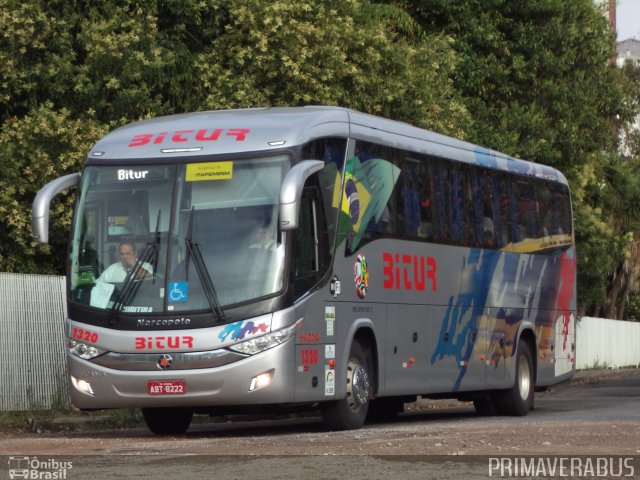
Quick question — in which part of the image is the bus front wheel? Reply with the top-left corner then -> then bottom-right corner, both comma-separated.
498,341 -> 534,416
321,339 -> 372,430
142,407 -> 193,435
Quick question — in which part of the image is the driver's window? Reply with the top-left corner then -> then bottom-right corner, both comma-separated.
293,180 -> 330,299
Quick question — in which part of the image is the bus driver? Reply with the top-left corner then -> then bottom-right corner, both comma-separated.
98,241 -> 153,283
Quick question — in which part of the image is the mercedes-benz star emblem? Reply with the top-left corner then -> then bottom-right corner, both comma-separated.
157,354 -> 173,370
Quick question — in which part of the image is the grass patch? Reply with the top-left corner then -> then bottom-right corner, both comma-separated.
581,359 -> 610,370
0,408 -> 145,434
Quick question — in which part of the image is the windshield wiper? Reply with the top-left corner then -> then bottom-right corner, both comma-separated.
106,211 -> 162,326
150,210 -> 161,283
184,207 -> 226,321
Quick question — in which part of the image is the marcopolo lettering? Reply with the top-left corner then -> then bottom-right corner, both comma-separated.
136,317 -> 191,328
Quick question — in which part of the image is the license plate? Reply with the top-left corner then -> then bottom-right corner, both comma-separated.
147,380 -> 186,395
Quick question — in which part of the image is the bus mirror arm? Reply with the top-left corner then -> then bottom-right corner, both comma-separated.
32,173 -> 81,244
279,160 -> 324,231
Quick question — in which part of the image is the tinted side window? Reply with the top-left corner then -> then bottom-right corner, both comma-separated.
301,137 -> 347,169
292,179 -> 331,299
516,178 -> 540,239
346,140 -> 572,253
547,183 -> 572,236
353,141 -> 401,246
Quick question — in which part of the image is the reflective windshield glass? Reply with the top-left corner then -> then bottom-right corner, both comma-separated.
167,156 -> 290,311
69,165 -> 175,313
69,156 -> 291,315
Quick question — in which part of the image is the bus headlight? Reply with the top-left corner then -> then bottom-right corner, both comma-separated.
228,320 -> 302,356
67,339 -> 106,360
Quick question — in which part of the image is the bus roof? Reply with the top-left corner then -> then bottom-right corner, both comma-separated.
87,106 -> 568,185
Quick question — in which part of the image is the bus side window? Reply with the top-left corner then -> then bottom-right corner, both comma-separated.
301,137 -> 347,170
536,181 -> 553,237
353,140 -> 400,244
293,182 -> 330,299
419,161 -> 435,242
400,165 -> 422,239
489,173 -> 508,247
549,183 -> 572,237
517,179 -> 540,240
431,161 -> 449,243
507,180 -> 521,243
473,168 -> 495,249
449,164 -> 470,246
461,164 -> 476,247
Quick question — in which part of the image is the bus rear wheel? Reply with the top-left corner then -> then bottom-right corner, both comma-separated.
321,339 -> 372,430
142,407 -> 193,435
497,341 -> 534,416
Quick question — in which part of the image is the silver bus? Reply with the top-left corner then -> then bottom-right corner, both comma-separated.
33,106 -> 576,434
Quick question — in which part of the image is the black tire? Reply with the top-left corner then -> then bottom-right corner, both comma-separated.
497,341 -> 534,416
367,397 -> 405,423
321,340 -> 373,430
142,407 -> 193,435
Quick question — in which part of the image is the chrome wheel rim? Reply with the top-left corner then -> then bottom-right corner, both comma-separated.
518,355 -> 531,401
346,358 -> 370,411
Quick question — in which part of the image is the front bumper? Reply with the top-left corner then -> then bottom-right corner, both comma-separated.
67,340 -> 295,409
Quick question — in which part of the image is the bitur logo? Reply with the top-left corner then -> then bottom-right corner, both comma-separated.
134,335 -> 194,350
382,251 -> 437,292
128,128 -> 251,147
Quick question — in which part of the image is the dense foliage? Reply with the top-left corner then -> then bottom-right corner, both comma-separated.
0,0 -> 468,273
400,0 -> 638,316
0,0 -> 638,317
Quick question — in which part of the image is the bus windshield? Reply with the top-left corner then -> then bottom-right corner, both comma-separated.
69,155 -> 291,315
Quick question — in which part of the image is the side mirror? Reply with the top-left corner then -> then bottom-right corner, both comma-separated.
279,160 -> 324,230
32,173 -> 81,244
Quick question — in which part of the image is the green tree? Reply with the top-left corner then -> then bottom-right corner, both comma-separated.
195,0 -> 469,136
0,0 -> 219,121
603,60 -> 640,319
0,106 -> 106,273
403,0 -> 629,167
400,0 -> 636,314
619,61 -> 640,162
0,0 -> 468,273
576,156 -> 640,317
0,0 -> 182,272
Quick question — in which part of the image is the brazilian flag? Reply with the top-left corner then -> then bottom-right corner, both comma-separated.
333,156 -> 400,251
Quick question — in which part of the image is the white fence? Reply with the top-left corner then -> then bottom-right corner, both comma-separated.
0,273 -> 68,411
1,272 -> 639,411
576,316 -> 640,369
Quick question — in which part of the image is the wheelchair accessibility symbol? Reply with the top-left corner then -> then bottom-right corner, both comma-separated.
169,282 -> 188,302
